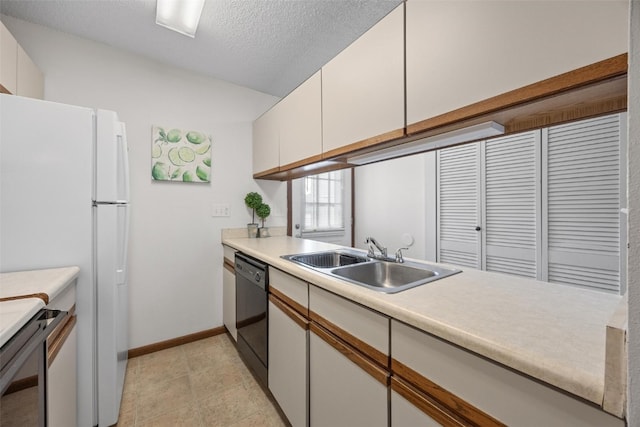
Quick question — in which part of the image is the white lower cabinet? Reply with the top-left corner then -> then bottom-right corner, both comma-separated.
48,323 -> 77,427
391,320 -> 624,427
46,280 -> 78,427
223,266 -> 236,341
268,297 -> 309,427
309,325 -> 388,427
391,388 -> 440,427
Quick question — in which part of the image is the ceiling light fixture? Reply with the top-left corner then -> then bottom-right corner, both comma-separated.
156,0 -> 205,38
347,121 -> 505,165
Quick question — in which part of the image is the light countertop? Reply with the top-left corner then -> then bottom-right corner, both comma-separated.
0,266 -> 79,348
0,298 -> 45,347
0,266 -> 80,304
222,235 -> 625,413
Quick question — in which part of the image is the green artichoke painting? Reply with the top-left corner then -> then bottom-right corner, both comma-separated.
151,125 -> 212,183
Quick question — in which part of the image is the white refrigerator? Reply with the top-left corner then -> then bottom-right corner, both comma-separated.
0,94 -> 130,427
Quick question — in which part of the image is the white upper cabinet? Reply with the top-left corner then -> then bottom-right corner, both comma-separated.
1,22 -> 44,99
1,22 -> 18,95
406,0 -> 629,126
279,71 -> 322,168
17,45 -> 44,99
322,3 -> 405,156
252,101 -> 280,175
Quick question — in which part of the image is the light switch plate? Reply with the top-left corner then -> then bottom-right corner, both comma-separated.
211,204 -> 230,217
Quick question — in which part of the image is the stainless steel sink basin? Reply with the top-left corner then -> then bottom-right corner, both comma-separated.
331,261 -> 459,293
282,250 -> 369,268
282,250 -> 460,293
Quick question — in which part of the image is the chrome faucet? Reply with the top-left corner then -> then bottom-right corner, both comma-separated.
365,237 -> 387,259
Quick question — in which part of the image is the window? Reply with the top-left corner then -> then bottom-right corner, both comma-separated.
292,170 -> 352,246
302,171 -> 344,232
437,113 -> 626,293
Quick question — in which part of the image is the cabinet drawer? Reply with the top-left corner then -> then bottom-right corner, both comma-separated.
270,268 -> 308,315
391,320 -> 623,427
223,245 -> 236,264
309,285 -> 389,367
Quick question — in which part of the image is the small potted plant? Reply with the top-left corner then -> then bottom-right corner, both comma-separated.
244,192 -> 262,238
256,203 -> 271,238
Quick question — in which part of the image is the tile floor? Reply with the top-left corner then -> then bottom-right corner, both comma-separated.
116,333 -> 288,427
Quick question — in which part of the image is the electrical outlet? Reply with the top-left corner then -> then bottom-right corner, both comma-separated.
211,204 -> 230,217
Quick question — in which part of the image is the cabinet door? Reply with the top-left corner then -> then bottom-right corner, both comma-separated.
543,114 -> 625,292
223,266 -> 237,341
406,1 -> 628,126
482,131 -> 540,279
309,324 -> 388,427
391,320 -> 624,427
253,102 -> 280,176
279,71 -> 322,169
16,45 -> 44,99
321,4 -> 404,156
437,143 -> 482,268
391,382 -> 459,427
48,323 -> 78,427
0,22 -> 17,94
268,297 -> 308,427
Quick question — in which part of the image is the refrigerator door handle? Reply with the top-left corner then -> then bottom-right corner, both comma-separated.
117,122 -> 130,203
116,204 -> 130,286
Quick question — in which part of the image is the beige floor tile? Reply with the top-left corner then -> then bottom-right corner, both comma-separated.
136,402 -> 203,427
189,363 -> 245,398
115,406 -> 136,427
228,409 -> 287,427
198,383 -> 262,426
136,349 -> 189,392
136,375 -> 193,422
118,333 -> 286,427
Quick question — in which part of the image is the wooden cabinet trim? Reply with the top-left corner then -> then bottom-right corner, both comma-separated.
0,292 -> 50,304
392,358 -> 506,427
254,56 -> 626,181
223,258 -> 235,274
0,84 -> 12,95
322,128 -> 406,160
47,304 -> 75,347
270,294 -> 309,330
309,309 -> 389,369
279,153 -> 324,172
253,166 -> 281,179
270,286 -> 308,318
406,54 -> 628,136
254,160 -> 353,181
310,322 -> 389,386
392,376 -> 468,427
48,313 -> 76,367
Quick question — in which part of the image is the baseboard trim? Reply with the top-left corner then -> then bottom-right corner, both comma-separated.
128,326 -> 226,358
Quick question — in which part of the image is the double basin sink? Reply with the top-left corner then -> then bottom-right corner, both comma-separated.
281,249 -> 460,294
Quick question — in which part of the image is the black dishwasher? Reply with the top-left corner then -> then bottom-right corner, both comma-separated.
235,253 -> 268,387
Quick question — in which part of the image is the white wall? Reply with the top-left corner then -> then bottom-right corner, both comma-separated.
627,0 -> 639,422
1,16 -> 284,349
354,153 -> 433,261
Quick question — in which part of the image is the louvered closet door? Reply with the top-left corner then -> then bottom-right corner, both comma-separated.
543,114 -> 624,293
482,132 -> 540,278
437,143 -> 481,268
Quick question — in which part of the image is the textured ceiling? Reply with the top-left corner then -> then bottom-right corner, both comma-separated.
0,0 -> 402,97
